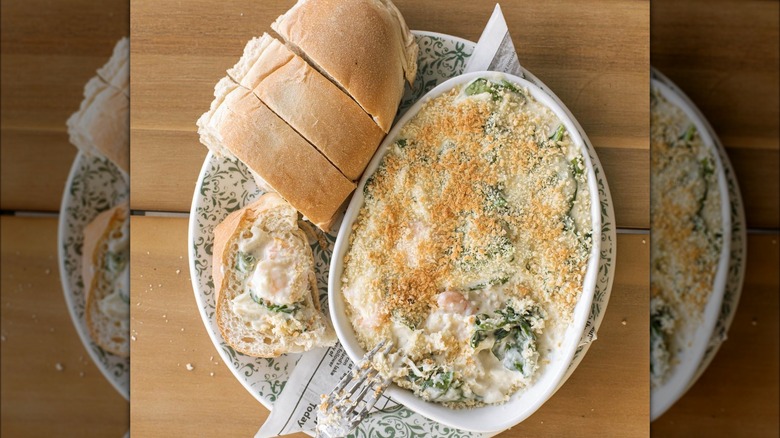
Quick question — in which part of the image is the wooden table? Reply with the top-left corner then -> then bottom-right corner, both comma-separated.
0,217 -> 129,437
0,0 -> 130,436
129,0 -> 652,436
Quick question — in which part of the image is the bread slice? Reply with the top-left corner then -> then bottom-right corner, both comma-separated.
227,34 -> 385,181
196,77 -> 355,230
82,203 -> 130,358
271,0 -> 418,133
212,193 -> 336,357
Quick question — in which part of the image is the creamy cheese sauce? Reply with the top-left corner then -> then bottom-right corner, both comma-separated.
342,78 -> 592,407
650,87 -> 723,387
230,223 -> 306,330
99,216 -> 129,323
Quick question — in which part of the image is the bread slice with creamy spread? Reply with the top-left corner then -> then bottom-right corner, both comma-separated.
212,193 -> 336,357
82,203 -> 130,357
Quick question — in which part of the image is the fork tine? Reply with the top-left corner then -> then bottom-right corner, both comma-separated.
365,339 -> 387,358
317,341 -> 396,437
343,370 -> 379,416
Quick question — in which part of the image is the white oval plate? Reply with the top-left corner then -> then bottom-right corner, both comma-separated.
649,70 -> 736,420
188,31 -> 616,436
58,151 -> 130,400
329,71 -> 602,433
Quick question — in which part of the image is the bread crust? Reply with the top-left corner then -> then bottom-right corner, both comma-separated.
272,0 -> 418,132
67,76 -> 129,175
82,203 -> 129,357
197,78 -> 355,229
228,34 -> 385,181
96,37 -> 129,97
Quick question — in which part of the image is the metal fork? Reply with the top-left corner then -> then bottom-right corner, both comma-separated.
315,341 -> 394,438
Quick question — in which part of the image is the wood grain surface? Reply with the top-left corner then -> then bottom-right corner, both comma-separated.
129,216 -> 649,437
0,0 -> 129,212
129,0 -> 650,228
651,0 -> 780,229
652,234 -> 780,436
0,216 -> 129,437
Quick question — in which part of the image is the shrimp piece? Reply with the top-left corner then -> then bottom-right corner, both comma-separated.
437,290 -> 474,315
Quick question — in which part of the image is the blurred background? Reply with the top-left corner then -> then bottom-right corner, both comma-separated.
651,0 -> 779,436
1,0 -> 130,436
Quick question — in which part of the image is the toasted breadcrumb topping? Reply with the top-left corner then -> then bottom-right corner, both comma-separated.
649,87 -> 723,386
341,79 -> 593,407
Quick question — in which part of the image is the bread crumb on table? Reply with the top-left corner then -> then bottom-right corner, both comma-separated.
186,363 -> 194,371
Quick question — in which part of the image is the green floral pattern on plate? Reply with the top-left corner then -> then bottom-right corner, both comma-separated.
189,32 -> 616,436
58,152 -> 129,400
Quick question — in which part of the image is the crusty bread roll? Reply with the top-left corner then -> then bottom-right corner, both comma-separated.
228,34 -> 385,181
82,203 -> 130,358
96,37 -> 129,98
212,193 -> 336,357
67,37 -> 129,175
272,0 -> 418,133
197,77 -> 355,230
67,76 -> 129,175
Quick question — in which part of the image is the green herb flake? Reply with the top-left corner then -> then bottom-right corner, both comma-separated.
550,125 -> 565,143
249,292 -> 300,314
236,251 -> 256,273
465,78 -> 493,97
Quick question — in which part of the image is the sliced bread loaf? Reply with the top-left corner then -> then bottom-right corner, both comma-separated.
197,77 -> 355,230
227,33 -> 385,181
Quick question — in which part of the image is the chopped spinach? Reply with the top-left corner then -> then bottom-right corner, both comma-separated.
650,303 -> 674,378
408,366 -> 463,402
465,78 -> 495,98
549,124 -> 565,143
482,184 -> 508,213
249,292 -> 300,314
391,308 -> 422,330
699,157 -> 715,177
468,276 -> 511,291
570,157 -> 585,177
679,124 -> 696,144
236,251 -> 256,273
499,79 -> 523,96
469,304 -> 542,377
105,251 -> 127,274
465,78 -> 525,102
